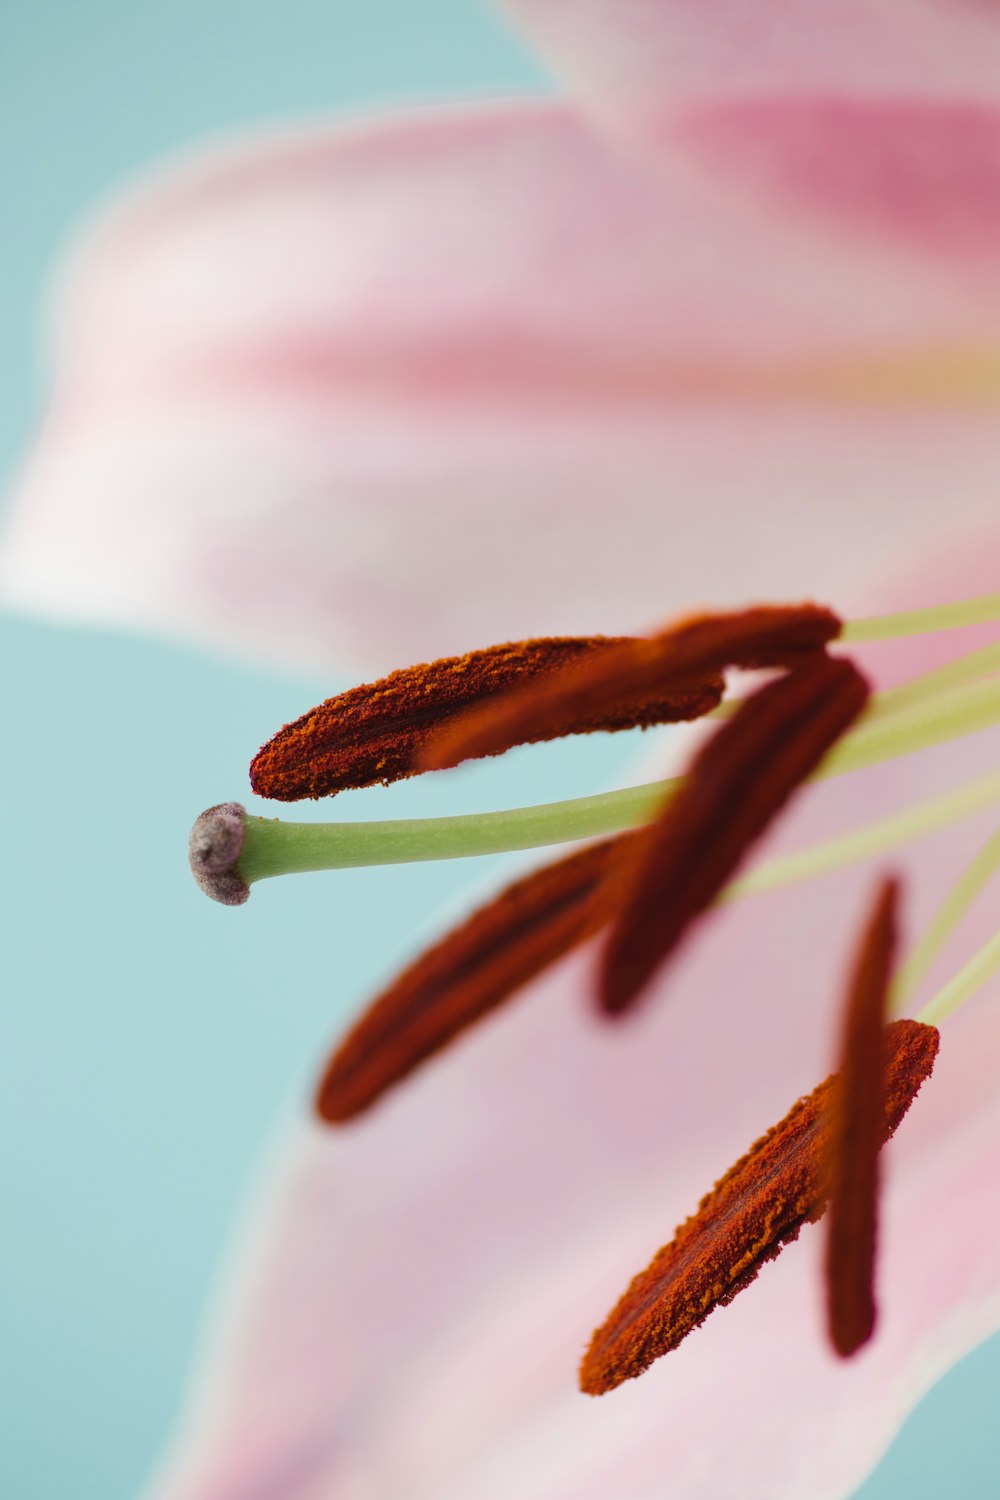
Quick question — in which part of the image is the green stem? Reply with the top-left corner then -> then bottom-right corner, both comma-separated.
843,591 -> 1000,642
239,780 -> 671,881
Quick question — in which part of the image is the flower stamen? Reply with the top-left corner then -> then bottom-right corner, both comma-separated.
316,834 -> 635,1122
250,636 -> 722,801
600,654 -> 870,1014
825,877 -> 899,1358
579,1017 -> 938,1396
421,604 -> 841,773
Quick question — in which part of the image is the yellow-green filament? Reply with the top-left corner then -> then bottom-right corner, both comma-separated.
872,639 -> 1000,720
820,674 -> 1000,779
892,824 -> 1000,1009
728,768 -> 1000,904
713,634 -> 1000,728
916,927 -> 1000,1027
844,591 -> 1000,643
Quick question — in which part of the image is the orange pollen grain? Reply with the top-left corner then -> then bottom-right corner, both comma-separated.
316,833 -> 637,1123
825,876 -> 900,1358
250,636 -> 722,801
421,603 -> 842,773
579,1018 -> 939,1395
599,652 -> 870,1015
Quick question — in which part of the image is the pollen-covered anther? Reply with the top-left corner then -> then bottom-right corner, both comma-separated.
600,652 -> 870,1015
579,1018 -> 939,1396
188,802 -> 250,906
250,636 -> 723,802
421,603 -> 842,772
316,833 -> 635,1122
825,876 -> 900,1358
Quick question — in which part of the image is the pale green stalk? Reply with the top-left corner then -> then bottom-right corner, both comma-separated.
238,781 -> 670,881
712,635 -> 1000,727
892,825 -> 1000,1009
871,639 -> 1000,720
240,762 -> 1000,899
819,674 -> 1000,778
917,928 -> 1000,1026
843,591 -> 1000,642
726,768 -> 1000,903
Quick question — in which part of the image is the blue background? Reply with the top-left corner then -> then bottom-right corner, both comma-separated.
1,3 -> 997,1496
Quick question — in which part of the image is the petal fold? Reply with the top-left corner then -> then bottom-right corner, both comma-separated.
498,0 -> 1000,107
498,4 -> 1000,267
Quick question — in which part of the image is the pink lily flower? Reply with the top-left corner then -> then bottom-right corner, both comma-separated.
3,4 -> 1000,1498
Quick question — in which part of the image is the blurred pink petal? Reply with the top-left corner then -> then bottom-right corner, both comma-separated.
498,0 -> 1000,104
2,103 -> 999,672
498,5 -> 1000,265
144,710 -> 1000,1500
672,100 -> 1000,266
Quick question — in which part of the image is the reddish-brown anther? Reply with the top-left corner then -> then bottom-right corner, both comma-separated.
580,1018 -> 939,1396
825,876 -> 900,1358
250,637 -> 722,801
316,833 -> 636,1123
600,653 -> 870,1015
421,603 -> 841,773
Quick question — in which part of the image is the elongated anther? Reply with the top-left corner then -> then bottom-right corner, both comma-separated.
317,834 -> 634,1122
422,604 -> 841,772
251,636 -> 722,802
188,802 -> 250,905
825,877 -> 899,1357
580,1018 -> 939,1395
600,654 -> 870,1015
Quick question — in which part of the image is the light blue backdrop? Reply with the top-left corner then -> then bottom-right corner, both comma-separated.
1,3 -> 996,1497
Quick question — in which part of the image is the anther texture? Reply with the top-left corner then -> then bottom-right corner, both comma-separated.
825,876 -> 900,1357
600,653 -> 870,1014
422,604 -> 841,772
580,1018 -> 939,1395
317,834 -> 633,1122
251,637 -> 723,801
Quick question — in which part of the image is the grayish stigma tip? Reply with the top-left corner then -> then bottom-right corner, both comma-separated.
188,802 -> 250,906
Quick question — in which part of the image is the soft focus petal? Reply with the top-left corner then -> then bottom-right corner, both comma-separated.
497,0 -> 1000,105
143,705 -> 1000,1500
2,103 -> 999,672
497,5 -> 1000,267
672,100 -> 1000,270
